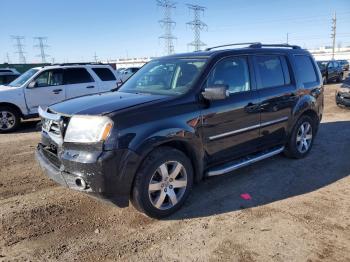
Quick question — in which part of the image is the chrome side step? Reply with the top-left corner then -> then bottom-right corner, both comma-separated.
206,146 -> 285,177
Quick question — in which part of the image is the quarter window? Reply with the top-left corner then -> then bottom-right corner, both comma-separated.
207,57 -> 250,94
92,68 -> 116,81
255,55 -> 287,89
294,55 -> 317,84
64,68 -> 94,84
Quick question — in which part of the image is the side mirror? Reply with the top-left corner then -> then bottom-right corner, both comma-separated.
202,85 -> 229,100
27,81 -> 37,89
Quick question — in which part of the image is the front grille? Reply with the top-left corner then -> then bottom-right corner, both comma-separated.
41,145 -> 61,168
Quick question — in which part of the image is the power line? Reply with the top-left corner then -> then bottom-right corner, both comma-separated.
331,12 -> 336,60
11,36 -> 26,64
157,0 -> 177,55
34,37 -> 50,63
186,4 -> 207,51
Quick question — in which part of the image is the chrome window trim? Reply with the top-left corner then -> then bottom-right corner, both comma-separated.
209,116 -> 288,141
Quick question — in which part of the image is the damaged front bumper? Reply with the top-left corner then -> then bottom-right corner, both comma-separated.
35,143 -> 141,207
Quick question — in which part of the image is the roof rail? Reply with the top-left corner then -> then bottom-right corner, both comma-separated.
249,43 -> 301,49
205,42 -> 261,51
50,62 -> 105,66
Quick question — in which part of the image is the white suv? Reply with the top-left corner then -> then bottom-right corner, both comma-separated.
0,64 -> 118,132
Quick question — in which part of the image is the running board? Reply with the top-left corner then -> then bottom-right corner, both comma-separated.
206,146 -> 285,177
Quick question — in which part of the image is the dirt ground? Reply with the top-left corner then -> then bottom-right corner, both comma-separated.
1,80 -> 349,262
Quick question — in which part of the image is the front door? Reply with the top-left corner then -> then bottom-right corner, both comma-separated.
201,56 -> 261,166
25,69 -> 65,113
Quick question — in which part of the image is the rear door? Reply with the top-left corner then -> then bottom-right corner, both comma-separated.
63,68 -> 97,99
201,56 -> 261,165
90,67 -> 117,92
253,54 -> 296,147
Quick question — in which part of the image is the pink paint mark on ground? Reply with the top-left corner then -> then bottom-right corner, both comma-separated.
240,193 -> 252,200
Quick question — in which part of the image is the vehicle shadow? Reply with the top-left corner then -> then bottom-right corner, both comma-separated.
170,120 -> 350,220
12,119 -> 41,134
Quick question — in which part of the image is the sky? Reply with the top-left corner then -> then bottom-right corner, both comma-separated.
1,0 -> 350,63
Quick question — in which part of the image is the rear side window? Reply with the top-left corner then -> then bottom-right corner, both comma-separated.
92,68 -> 116,81
64,68 -> 94,84
255,55 -> 288,89
294,55 -> 317,84
0,69 -> 13,73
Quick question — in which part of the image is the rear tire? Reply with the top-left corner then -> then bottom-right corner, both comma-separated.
284,115 -> 316,159
131,147 -> 193,219
336,74 -> 343,83
0,106 -> 21,133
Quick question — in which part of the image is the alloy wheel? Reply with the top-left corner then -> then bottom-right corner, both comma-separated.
296,122 -> 313,154
148,161 -> 188,210
0,111 -> 16,131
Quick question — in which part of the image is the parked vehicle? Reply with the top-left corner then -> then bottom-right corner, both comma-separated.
118,67 -> 140,82
336,82 -> 350,107
36,43 -> 323,218
0,63 -> 118,132
316,60 -> 343,84
0,68 -> 20,85
337,59 -> 349,71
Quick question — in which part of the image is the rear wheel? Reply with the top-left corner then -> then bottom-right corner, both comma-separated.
0,106 -> 21,133
284,115 -> 316,159
131,147 -> 193,219
336,74 -> 343,83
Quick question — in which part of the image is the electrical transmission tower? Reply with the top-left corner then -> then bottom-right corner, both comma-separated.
331,12 -> 336,60
157,0 -> 177,55
6,53 -> 11,64
186,4 -> 207,51
11,36 -> 26,64
34,37 -> 50,63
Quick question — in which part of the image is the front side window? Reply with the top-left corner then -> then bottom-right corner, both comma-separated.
118,58 -> 207,96
35,70 -> 63,87
256,55 -> 286,89
294,55 -> 317,84
8,68 -> 38,87
206,56 -> 250,94
64,68 -> 94,84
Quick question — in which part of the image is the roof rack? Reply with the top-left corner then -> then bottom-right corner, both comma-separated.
249,43 -> 301,49
205,42 -> 301,51
205,42 -> 261,51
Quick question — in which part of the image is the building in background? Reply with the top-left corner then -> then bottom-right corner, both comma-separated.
107,57 -> 155,70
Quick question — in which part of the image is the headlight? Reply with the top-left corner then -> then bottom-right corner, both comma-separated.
64,115 -> 113,143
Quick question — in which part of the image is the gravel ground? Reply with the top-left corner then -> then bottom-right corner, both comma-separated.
0,80 -> 349,262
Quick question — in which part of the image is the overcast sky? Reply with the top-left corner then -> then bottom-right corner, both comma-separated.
1,0 -> 350,63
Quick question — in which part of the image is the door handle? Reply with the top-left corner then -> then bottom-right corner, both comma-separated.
86,86 -> 95,89
53,89 -> 62,94
244,102 -> 259,112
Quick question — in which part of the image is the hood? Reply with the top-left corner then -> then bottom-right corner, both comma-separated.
0,85 -> 21,91
49,91 -> 169,116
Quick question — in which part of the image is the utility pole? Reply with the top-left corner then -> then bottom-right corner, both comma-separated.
186,4 -> 207,51
34,37 -> 50,63
6,52 -> 11,64
286,33 -> 289,44
157,0 -> 177,55
93,52 -> 98,63
11,36 -> 26,64
331,12 -> 336,60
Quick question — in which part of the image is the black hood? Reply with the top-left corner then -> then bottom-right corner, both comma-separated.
49,91 -> 168,116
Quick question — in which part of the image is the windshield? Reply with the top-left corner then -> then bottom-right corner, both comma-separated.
8,68 -> 39,87
118,58 -> 207,96
317,61 -> 327,69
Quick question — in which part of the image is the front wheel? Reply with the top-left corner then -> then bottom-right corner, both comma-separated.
131,147 -> 193,218
0,106 -> 21,133
284,115 -> 316,159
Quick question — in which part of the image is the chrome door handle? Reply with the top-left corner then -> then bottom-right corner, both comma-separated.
53,89 -> 62,94
86,86 -> 95,89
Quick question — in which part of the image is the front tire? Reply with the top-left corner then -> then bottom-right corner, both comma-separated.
284,115 -> 316,159
0,106 -> 21,133
131,147 -> 193,219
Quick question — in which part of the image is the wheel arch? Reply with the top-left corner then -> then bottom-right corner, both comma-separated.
0,102 -> 23,117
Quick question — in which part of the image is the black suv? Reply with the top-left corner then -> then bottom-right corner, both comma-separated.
36,43 -> 323,218
317,60 -> 343,84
